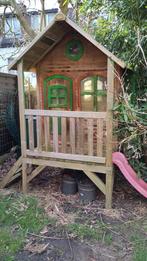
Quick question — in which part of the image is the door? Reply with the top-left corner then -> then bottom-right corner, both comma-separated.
44,75 -> 73,133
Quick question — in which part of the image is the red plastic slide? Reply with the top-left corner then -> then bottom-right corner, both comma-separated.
112,152 -> 147,198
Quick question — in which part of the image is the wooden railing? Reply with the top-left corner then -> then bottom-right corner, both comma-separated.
24,109 -> 106,164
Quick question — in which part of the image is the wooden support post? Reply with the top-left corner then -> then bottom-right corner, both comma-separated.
17,60 -> 26,157
105,58 -> 115,208
106,169 -> 114,209
22,162 -> 27,193
17,60 -> 27,191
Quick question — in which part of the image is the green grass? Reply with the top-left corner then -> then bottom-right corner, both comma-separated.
130,234 -> 147,261
0,192 -> 52,261
133,241 -> 147,261
66,222 -> 112,244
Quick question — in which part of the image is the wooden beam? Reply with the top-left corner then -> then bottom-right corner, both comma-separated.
26,150 -> 106,164
24,157 -> 110,173
17,60 -> 26,157
106,169 -> 114,209
44,117 -> 50,151
27,166 -> 46,183
106,58 -> 114,167
25,109 -> 106,119
22,162 -> 27,193
61,117 -> 67,153
70,118 -> 76,154
84,170 -> 106,195
0,157 -> 22,188
105,58 -> 115,209
87,119 -> 93,156
53,117 -> 59,152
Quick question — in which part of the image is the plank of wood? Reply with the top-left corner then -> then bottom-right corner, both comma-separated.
25,109 -> 106,119
84,170 -> 106,195
44,116 -> 50,151
25,157 -> 109,173
61,117 -> 67,153
70,118 -> 76,154
79,119 -> 84,154
22,162 -> 27,193
17,61 -> 27,156
76,118 -> 80,153
28,115 -> 34,150
27,166 -> 46,183
26,150 -> 106,164
53,117 -> 58,152
105,169 -> 114,209
97,119 -> 104,157
0,156 -> 22,188
9,172 -> 22,184
106,58 -> 114,168
36,115 -> 42,152
87,119 -> 93,156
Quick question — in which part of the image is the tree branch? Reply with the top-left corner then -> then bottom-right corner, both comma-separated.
0,0 -> 36,38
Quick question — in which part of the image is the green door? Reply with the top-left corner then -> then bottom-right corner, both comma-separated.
44,75 -> 73,133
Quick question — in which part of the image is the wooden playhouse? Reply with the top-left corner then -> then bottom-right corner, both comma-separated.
1,13 -> 126,208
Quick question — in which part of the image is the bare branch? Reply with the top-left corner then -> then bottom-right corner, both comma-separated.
0,0 -> 36,38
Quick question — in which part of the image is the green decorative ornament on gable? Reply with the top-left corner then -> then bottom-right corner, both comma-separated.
65,39 -> 84,61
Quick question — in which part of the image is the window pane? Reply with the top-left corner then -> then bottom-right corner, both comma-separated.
59,98 -> 66,105
97,77 -> 107,90
81,78 -> 94,92
50,98 -> 58,105
59,88 -> 66,95
51,89 -> 57,96
97,96 -> 107,111
81,95 -> 94,111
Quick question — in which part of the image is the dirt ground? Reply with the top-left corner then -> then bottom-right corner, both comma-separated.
0,154 -> 147,261
15,168 -> 147,261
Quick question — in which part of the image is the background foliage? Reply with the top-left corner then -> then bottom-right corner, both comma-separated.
75,0 -> 147,179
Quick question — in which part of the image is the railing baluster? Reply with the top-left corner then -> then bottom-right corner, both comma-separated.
97,119 -> 104,156
44,116 -> 50,151
70,118 -> 75,154
28,115 -> 34,150
61,117 -> 66,153
76,118 -> 80,153
53,116 -> 58,152
37,115 -> 42,152
87,119 -> 93,155
79,118 -> 84,155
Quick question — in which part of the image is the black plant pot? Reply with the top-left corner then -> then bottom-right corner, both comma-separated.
61,174 -> 78,195
78,179 -> 97,202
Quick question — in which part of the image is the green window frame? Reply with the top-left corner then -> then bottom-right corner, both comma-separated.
81,76 -> 107,111
44,74 -> 73,110
48,85 -> 68,108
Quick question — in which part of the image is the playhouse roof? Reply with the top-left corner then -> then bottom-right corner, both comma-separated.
9,12 -> 126,71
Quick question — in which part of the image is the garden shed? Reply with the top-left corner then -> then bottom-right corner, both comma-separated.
1,12 -> 127,208
0,72 -> 18,155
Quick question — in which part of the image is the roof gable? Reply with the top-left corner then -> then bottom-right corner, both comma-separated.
9,12 -> 126,71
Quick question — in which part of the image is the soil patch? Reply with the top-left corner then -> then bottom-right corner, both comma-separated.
0,160 -> 147,261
